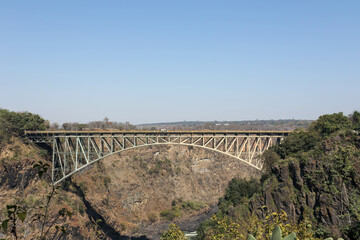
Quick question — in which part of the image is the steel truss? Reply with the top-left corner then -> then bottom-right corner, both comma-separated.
26,131 -> 289,184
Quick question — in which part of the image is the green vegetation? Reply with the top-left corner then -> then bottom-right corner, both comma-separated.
149,158 -> 173,175
218,178 -> 260,215
312,112 -> 352,136
198,215 -> 244,239
160,207 -> 181,221
148,212 -> 158,223
197,111 -> 360,239
0,109 -> 48,151
139,119 -> 312,131
0,108 -> 48,135
161,223 -> 187,240
270,130 -> 320,159
248,225 -> 296,240
160,199 -> 207,221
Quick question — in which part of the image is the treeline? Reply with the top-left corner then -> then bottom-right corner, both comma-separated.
139,119 -> 313,131
53,119 -> 312,131
50,118 -> 137,131
0,109 -> 49,149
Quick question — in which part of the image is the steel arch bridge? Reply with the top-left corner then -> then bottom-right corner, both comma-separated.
25,130 -> 291,185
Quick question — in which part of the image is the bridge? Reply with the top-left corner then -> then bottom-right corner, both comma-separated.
25,130 -> 291,185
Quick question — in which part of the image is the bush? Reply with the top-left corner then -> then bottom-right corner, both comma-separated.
312,112 -> 352,136
262,150 -> 281,172
350,111 -> 360,131
0,109 -> 48,135
199,215 -> 244,239
160,207 -> 181,220
148,212 -> 158,223
271,130 -> 320,159
0,109 -> 48,149
218,177 -> 260,214
181,201 -> 206,211
161,224 -> 186,240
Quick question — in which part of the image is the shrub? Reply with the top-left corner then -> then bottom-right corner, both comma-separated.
312,112 -> 351,136
271,130 -> 320,159
160,207 -> 181,220
181,201 -> 206,211
148,212 -> 158,223
218,177 -> 260,214
0,109 -> 49,149
350,110 -> 360,131
161,224 -> 186,240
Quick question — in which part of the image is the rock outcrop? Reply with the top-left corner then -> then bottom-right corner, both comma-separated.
1,139 -> 261,239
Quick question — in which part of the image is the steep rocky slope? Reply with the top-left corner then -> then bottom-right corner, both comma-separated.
0,136 -> 260,239
71,144 -> 261,238
198,112 -> 360,239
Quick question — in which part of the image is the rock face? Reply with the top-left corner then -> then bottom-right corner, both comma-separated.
74,144 -> 261,238
249,158 -> 358,238
0,139 -> 261,239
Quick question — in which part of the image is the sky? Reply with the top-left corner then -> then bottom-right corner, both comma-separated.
0,1 -> 359,124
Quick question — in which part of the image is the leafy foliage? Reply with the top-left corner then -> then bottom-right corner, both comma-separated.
161,224 -> 187,240
270,130 -> 320,159
1,204 -> 27,239
198,210 -> 315,240
198,110 -> 360,239
160,200 -> 207,220
0,109 -> 48,135
0,109 -> 48,150
350,111 -> 360,131
312,112 -> 351,136
248,225 -> 296,240
218,178 -> 260,214
201,215 -> 244,240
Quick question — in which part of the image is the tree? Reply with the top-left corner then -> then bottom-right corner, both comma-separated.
350,111 -> 360,131
218,178 -> 260,214
201,215 -> 244,239
270,130 -> 320,159
0,109 -> 48,135
160,224 -> 186,240
312,112 -> 351,136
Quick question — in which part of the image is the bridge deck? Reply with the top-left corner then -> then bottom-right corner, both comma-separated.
25,130 -> 292,137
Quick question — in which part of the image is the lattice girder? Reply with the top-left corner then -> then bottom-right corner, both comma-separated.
25,131 -> 290,184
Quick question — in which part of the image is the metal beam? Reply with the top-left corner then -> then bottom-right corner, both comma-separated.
25,130 -> 291,184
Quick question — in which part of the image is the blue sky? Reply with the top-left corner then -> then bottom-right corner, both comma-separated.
0,1 -> 359,124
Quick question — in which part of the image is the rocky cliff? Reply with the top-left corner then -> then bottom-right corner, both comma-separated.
203,112 -> 360,239
0,137 -> 260,239
71,144 -> 261,238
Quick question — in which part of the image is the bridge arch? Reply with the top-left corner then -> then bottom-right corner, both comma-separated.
25,130 -> 290,184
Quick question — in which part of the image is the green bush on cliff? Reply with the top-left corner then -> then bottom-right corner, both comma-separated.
161,224 -> 187,240
350,111 -> 360,131
270,130 -> 320,159
0,109 -> 48,135
0,109 -> 49,149
248,225 -> 296,240
160,200 -> 207,220
218,177 -> 260,215
311,112 -> 352,136
197,110 -> 360,240
160,207 -> 181,220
